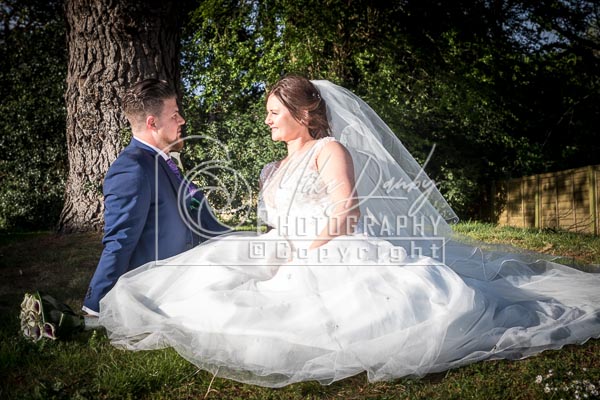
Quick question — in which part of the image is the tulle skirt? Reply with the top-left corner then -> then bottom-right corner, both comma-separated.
99,230 -> 600,387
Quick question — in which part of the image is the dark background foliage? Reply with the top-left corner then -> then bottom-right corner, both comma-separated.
1,0 -> 599,230
0,0 -> 67,230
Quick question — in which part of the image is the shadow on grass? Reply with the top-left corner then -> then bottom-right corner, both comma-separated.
0,231 -> 102,313
1,229 -> 599,399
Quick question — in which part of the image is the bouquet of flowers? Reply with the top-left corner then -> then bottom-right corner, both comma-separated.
20,291 -> 84,341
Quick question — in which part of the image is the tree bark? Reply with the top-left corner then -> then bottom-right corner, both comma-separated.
59,0 -> 184,232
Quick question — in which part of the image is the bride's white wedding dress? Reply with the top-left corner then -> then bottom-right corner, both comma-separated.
100,135 -> 600,387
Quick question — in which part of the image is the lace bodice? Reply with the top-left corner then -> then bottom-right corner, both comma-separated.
257,137 -> 336,250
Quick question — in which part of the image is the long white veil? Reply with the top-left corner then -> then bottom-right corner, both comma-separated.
312,80 -> 457,258
311,80 -> 571,279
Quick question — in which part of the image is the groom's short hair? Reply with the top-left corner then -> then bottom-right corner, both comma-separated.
122,79 -> 177,128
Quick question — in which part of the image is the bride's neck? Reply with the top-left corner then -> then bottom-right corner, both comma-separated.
286,137 -> 314,157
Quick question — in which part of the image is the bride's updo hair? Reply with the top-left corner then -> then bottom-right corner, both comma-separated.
267,74 -> 331,139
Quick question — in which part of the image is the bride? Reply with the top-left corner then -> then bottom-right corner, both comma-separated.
99,75 -> 600,387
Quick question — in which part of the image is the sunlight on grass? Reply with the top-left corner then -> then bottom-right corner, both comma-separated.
1,225 -> 599,399
454,221 -> 600,268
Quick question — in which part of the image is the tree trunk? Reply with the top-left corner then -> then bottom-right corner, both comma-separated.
59,0 -> 184,232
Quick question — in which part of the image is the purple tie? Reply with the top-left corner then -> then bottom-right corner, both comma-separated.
165,157 -> 198,195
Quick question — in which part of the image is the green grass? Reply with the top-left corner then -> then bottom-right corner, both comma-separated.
1,223 -> 599,399
453,221 -> 600,270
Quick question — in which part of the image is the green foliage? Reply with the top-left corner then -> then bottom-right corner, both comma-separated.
0,0 -> 67,231
181,0 -> 287,225
181,101 -> 284,227
181,0 -> 600,222
2,0 -> 598,228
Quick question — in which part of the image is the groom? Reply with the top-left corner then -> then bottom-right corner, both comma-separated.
82,79 -> 229,316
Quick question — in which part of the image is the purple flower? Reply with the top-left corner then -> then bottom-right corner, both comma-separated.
42,322 -> 57,340
19,291 -> 84,341
32,298 -> 41,314
20,293 -> 31,310
31,325 -> 41,341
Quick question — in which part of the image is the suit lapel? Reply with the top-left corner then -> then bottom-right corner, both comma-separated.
158,158 -> 185,198
130,139 -> 188,204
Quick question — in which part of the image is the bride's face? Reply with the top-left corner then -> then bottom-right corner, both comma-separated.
265,95 -> 308,142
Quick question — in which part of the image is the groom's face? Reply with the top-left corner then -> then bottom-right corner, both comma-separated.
153,97 -> 186,152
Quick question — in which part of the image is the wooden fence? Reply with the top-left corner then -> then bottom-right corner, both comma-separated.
492,165 -> 600,235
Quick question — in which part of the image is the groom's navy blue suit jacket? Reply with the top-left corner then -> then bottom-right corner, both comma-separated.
83,139 -> 229,314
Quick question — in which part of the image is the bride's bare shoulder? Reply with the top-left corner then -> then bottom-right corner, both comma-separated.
316,138 -> 353,171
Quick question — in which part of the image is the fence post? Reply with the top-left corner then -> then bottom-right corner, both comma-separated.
535,175 -> 541,229
555,173 -> 560,229
571,169 -> 576,232
590,166 -> 598,236
520,180 -> 524,227
490,181 -> 496,223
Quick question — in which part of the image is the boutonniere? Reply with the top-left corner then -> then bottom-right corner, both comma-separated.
190,197 -> 201,211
